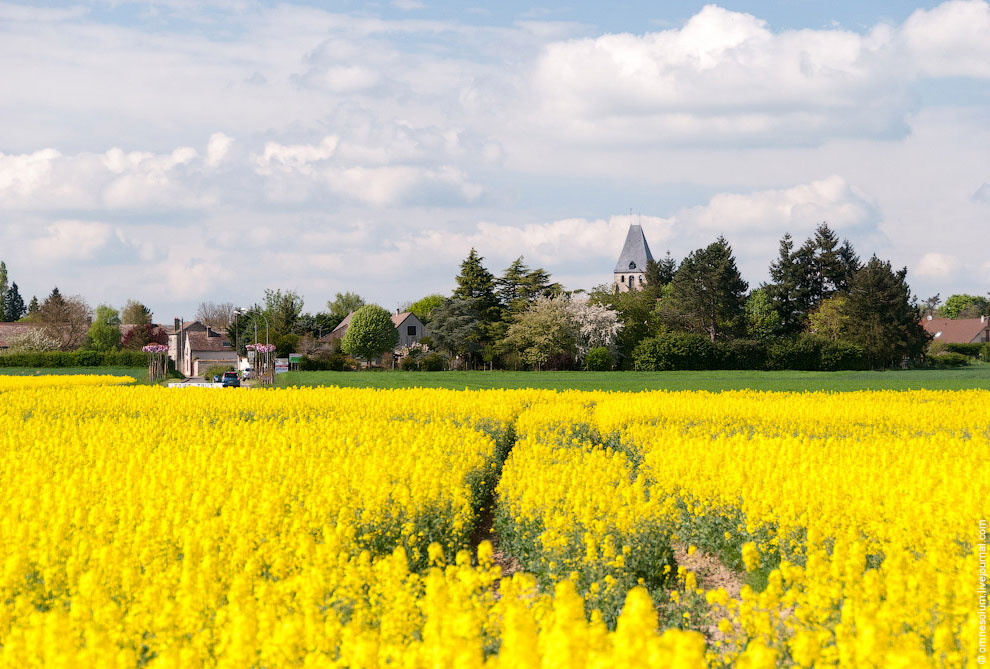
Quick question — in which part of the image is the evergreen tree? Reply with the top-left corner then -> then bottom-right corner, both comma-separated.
765,233 -> 803,334
496,257 -> 561,317
0,261 -> 8,314
766,225 -> 860,334
496,257 -> 530,313
27,296 -> 39,317
428,297 -> 483,364
4,282 -> 26,321
844,256 -> 929,368
656,252 -> 677,286
666,236 -> 748,342
453,249 -> 502,351
43,287 -> 66,311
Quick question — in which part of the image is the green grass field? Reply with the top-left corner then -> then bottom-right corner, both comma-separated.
0,367 -> 149,383
275,365 -> 990,392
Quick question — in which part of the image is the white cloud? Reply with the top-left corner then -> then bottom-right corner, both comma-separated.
30,221 -> 112,262
903,0 -> 990,78
392,0 -> 425,11
680,176 -> 877,232
205,132 -> 234,168
254,136 -> 339,176
0,148 -> 60,197
917,252 -> 961,279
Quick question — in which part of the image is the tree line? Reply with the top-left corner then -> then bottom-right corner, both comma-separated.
399,224 -> 944,370
2,222 -> 983,370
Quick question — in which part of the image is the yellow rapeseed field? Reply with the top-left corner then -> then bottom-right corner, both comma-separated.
0,376 -> 986,667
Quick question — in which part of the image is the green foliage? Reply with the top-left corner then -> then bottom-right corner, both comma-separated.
420,353 -> 447,371
665,236 -> 748,342
589,283 -> 659,367
938,294 -> 990,319
765,225 -> 859,335
585,346 -> 613,371
766,335 -> 867,372
202,365 -> 235,381
715,339 -> 768,370
120,300 -> 152,325
341,305 -> 399,364
504,296 -> 577,370
0,261 -> 7,316
428,298 -> 483,361
805,295 -> 850,341
496,257 -> 562,316
844,256 -> 929,368
3,282 -> 26,321
327,292 -> 365,327
633,332 -> 716,371
264,289 -> 304,338
408,294 -> 445,324
943,342 -> 984,358
453,249 -> 503,351
275,333 -> 300,358
744,289 -> 782,340
0,350 -> 149,367
930,352 -> 970,368
86,305 -> 123,352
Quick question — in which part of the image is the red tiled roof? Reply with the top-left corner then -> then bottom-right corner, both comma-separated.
922,318 -> 990,344
186,330 -> 233,352
391,311 -> 414,327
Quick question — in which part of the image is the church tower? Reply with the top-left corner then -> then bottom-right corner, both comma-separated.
613,224 -> 654,292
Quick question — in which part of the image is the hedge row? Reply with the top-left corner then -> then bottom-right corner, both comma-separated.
0,350 -> 150,367
633,333 -> 870,372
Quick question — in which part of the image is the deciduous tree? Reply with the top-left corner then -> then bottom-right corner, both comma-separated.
86,304 -> 122,351
195,301 -> 236,331
340,305 -> 399,366
327,292 -> 365,328
121,300 -> 153,325
505,296 -> 577,370
39,288 -> 92,350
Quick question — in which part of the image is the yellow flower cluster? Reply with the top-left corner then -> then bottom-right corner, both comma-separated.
0,380 -> 984,667
0,374 -> 135,390
595,389 -> 989,666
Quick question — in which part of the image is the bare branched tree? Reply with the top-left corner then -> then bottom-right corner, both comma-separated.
38,289 -> 92,350
195,301 -> 236,331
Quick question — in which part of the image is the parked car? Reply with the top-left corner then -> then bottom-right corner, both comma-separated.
221,371 -> 240,388
241,367 -> 254,380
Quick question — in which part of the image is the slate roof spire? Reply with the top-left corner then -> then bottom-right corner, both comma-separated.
614,224 -> 654,273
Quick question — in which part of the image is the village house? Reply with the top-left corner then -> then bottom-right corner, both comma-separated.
166,319 -> 238,377
613,224 -> 654,293
320,310 -> 428,358
921,315 -> 990,344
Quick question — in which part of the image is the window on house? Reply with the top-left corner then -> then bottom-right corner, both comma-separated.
621,275 -> 626,283
629,261 -> 636,270
407,325 -> 416,336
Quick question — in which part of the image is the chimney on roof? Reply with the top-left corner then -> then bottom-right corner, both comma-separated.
982,315 -> 987,324
174,317 -> 181,331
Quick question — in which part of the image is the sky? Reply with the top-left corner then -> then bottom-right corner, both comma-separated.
1,0 -> 988,320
